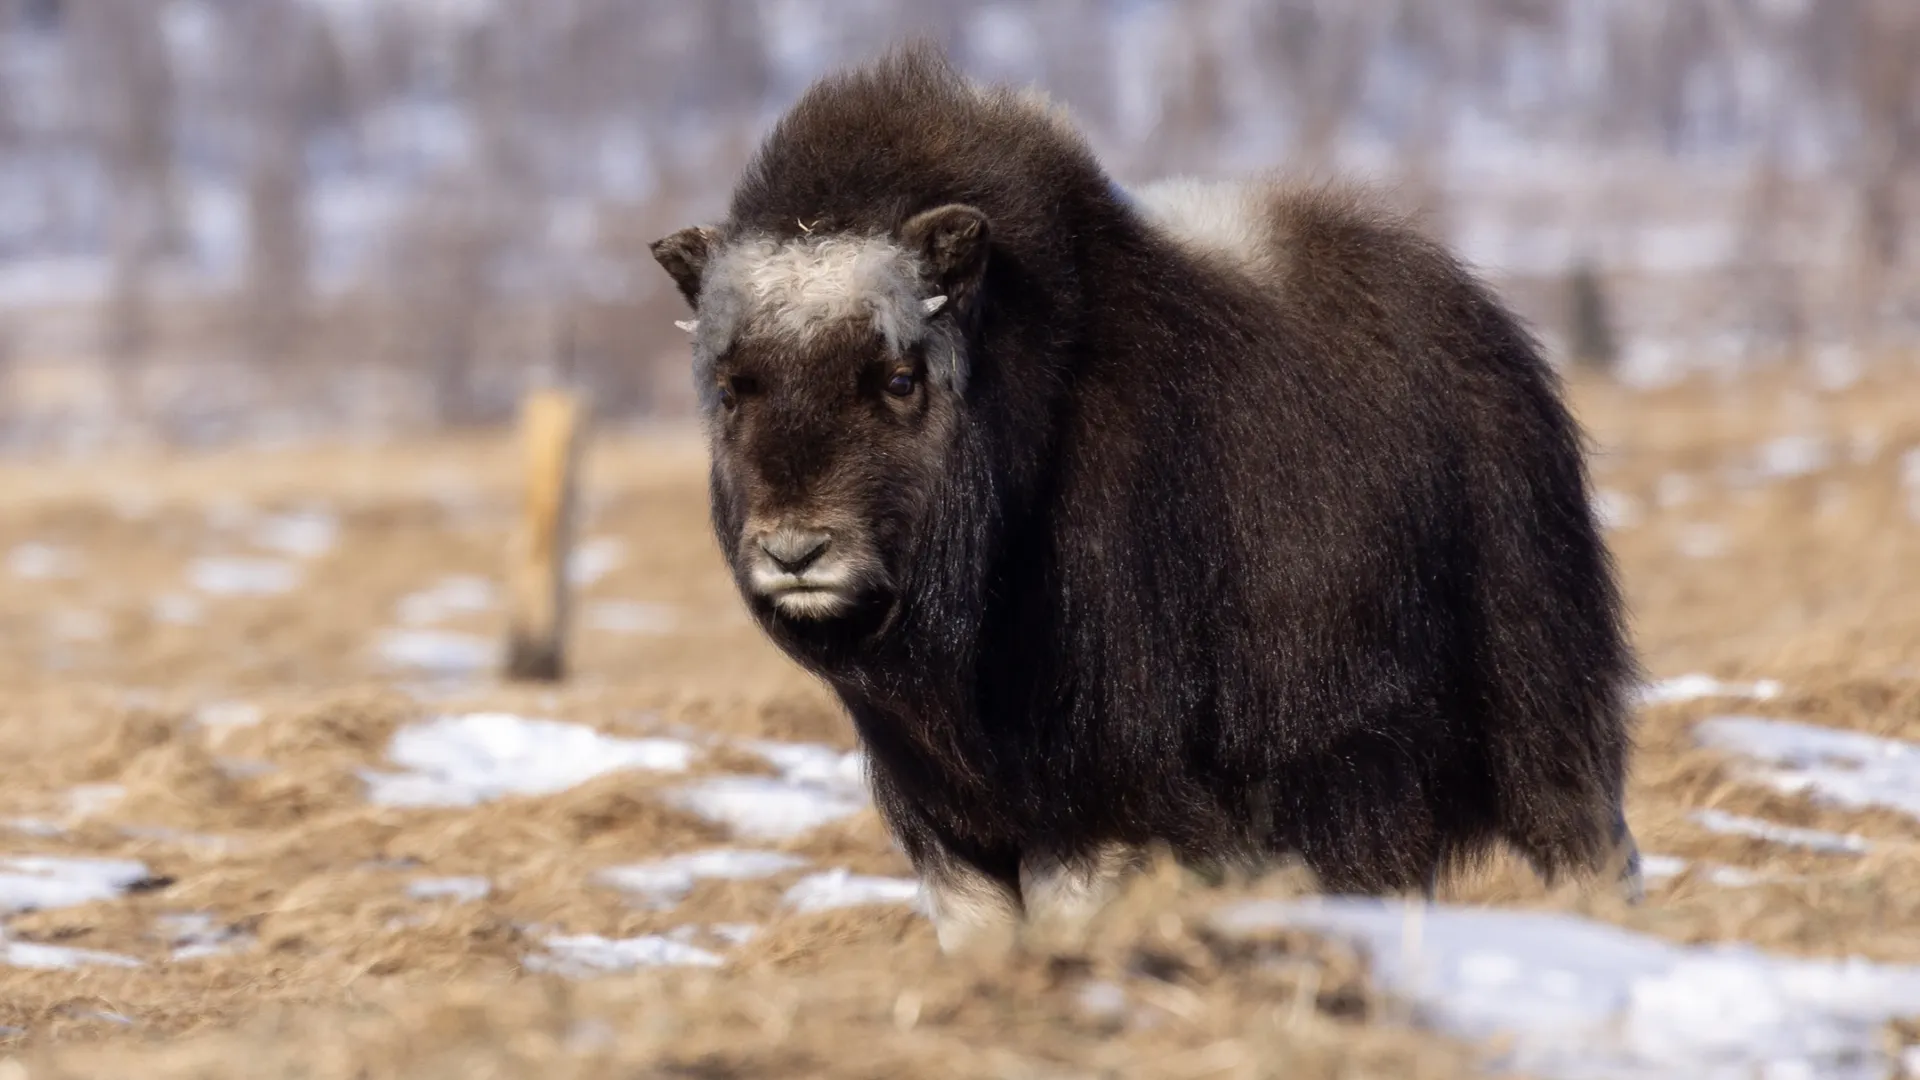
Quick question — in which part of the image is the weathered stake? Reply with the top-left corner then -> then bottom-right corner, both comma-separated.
502,386 -> 586,682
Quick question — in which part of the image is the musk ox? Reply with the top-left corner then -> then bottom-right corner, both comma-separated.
650,45 -> 1641,954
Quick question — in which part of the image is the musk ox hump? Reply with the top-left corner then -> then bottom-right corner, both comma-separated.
1129,177 -> 1285,281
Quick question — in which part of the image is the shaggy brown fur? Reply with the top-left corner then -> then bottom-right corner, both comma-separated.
650,44 -> 1640,951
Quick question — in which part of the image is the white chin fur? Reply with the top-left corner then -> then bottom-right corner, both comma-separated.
768,588 -> 851,620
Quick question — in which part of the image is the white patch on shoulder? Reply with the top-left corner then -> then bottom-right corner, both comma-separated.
1129,177 -> 1277,275
703,234 -> 931,354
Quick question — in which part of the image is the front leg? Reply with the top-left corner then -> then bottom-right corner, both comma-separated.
920,852 -> 1023,956
862,758 -> 1024,956
1019,842 -> 1146,942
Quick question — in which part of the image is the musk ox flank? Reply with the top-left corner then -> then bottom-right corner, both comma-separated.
650,45 -> 1641,954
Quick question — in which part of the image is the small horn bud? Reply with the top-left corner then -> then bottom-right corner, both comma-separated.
673,319 -> 699,334
922,295 -> 949,316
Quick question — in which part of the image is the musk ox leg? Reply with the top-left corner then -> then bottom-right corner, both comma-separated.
921,857 -> 1023,956
1514,802 -> 1645,904
1610,807 -> 1645,905
1018,843 -> 1146,940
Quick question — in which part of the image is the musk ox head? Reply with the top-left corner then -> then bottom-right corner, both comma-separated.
650,205 -> 991,646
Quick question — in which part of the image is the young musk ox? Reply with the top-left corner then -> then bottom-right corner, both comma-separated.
650,45 -> 1642,954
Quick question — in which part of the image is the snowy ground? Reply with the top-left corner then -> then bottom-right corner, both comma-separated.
0,369 -> 1918,1077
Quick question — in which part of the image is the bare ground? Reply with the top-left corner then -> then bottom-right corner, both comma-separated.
0,364 -> 1917,1077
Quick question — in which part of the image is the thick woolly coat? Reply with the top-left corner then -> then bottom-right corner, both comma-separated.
684,48 -> 1634,896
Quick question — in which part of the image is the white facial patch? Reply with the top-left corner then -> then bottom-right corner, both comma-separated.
1129,177 -> 1277,276
700,233 -> 935,355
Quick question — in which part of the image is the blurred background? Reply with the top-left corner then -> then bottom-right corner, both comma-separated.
3,6 -> 1920,1067
0,0 -> 1916,453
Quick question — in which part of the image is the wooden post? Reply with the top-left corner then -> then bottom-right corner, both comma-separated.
502,385 -> 586,682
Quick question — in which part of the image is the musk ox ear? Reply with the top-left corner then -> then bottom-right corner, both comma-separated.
899,204 -> 990,308
648,225 -> 718,308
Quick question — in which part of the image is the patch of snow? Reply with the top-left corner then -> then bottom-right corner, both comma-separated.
158,913 -> 250,961
1750,435 -> 1831,481
583,600 -> 678,635
568,537 -> 625,587
374,629 -> 497,676
193,701 -> 263,731
1210,896 -> 1920,1080
0,257 -> 109,310
1811,345 -> 1863,392
0,856 -> 151,914
1674,523 -> 1729,559
66,784 -> 126,817
361,712 -> 695,808
1696,716 -> 1920,822
68,1008 -> 135,1025
2,819 -> 63,838
1655,473 -> 1696,509
250,509 -> 339,558
407,876 -> 491,902
188,556 -> 302,597
2,939 -> 142,970
8,542 -> 77,580
1638,854 -> 1688,879
150,593 -> 205,626
1592,488 -> 1639,530
1904,448 -> 1920,523
1637,675 -> 1783,707
1640,854 -> 1772,889
1616,340 -> 1686,391
524,932 -> 724,978
1689,809 -> 1871,855
1077,979 -> 1129,1020
669,777 -> 867,842
668,739 -> 870,841
596,849 -> 808,908
662,922 -> 761,949
1705,866 -> 1769,888
781,869 -> 922,914
740,740 -> 867,790
396,575 -> 497,625
710,922 -> 760,946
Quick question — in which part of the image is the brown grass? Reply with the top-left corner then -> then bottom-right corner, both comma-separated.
0,362 -> 1917,1076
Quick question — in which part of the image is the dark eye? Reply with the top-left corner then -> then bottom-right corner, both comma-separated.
718,374 -> 755,411
885,370 -> 916,397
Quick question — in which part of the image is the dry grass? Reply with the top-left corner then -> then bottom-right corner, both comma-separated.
0,363 -> 1916,1076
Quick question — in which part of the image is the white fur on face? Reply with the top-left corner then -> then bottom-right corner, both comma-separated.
701,233 -> 934,355
1130,177 -> 1277,276
749,553 -> 862,620
768,587 -> 853,620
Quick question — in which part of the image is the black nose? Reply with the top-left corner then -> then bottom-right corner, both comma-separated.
759,528 -> 831,573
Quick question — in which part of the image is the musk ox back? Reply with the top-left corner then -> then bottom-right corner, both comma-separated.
650,45 -> 1641,954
